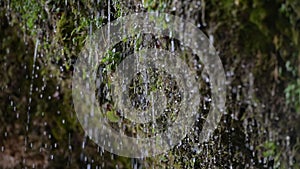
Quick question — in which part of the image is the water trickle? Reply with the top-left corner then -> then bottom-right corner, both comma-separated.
26,38 -> 39,126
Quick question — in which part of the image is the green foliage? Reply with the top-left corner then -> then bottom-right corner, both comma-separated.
262,141 -> 277,158
106,110 -> 120,122
143,0 -> 170,11
285,79 -> 300,113
10,0 -> 46,35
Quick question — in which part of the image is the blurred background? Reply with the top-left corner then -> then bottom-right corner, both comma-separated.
0,0 -> 300,168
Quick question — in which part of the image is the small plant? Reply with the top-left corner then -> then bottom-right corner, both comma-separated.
285,79 -> 300,113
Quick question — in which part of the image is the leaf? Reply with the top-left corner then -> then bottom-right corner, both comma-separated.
106,111 -> 120,123
264,141 -> 276,150
263,150 -> 275,157
262,141 -> 276,157
249,7 -> 268,33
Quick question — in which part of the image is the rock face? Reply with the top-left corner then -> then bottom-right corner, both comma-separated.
0,136 -> 49,169
0,0 -> 300,168
0,154 -> 16,169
